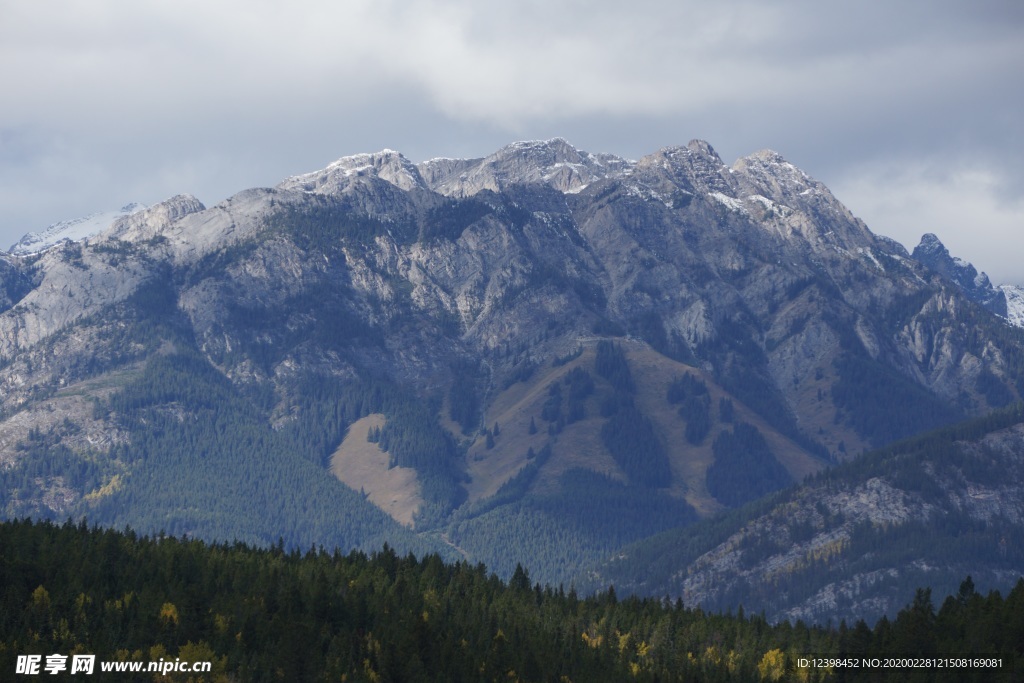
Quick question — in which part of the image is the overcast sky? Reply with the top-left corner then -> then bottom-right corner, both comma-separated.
2,0 -> 1022,283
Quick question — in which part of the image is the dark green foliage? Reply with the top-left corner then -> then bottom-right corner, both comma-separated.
448,362 -> 482,434
564,366 -> 594,423
667,374 -> 712,444
591,317 -> 626,336
3,519 -> 1021,682
598,391 -> 632,417
832,351 -> 962,446
92,354 -> 440,555
0,436 -> 112,518
552,346 -> 583,367
501,359 -> 536,389
706,423 -> 792,507
455,445 -> 554,521
594,342 -> 640,430
601,406 -> 672,488
215,286 -> 384,374
632,310 -> 668,354
420,197 -> 492,241
63,348 -> 465,552
976,366 -> 1016,408
666,373 -> 707,404
698,316 -> 827,456
263,195 -> 416,249
680,396 -> 712,445
358,392 -> 467,525
540,382 -> 563,423
449,464 -> 696,586
595,340 -> 634,393
538,469 -> 696,548
718,396 -> 735,422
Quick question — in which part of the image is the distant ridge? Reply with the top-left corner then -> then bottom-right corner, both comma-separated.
8,202 -> 146,255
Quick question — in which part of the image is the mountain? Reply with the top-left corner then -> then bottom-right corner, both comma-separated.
8,202 -> 146,255
590,403 -> 1024,623
0,138 -> 1022,604
911,232 -> 1007,316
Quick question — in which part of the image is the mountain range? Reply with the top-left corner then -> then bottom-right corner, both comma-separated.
1,138 -> 1022,622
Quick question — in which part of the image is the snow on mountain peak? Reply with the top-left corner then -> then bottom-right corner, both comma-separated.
418,139 -> 632,197
9,203 -> 147,255
279,149 -> 426,194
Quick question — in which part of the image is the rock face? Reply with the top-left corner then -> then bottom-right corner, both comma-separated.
0,138 -> 1021,604
280,150 -> 429,195
912,232 -> 1007,316
418,138 -> 633,196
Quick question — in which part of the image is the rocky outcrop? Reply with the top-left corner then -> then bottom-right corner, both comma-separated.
596,407 -> 1024,624
280,150 -> 429,195
419,138 -> 632,196
912,233 -> 1007,316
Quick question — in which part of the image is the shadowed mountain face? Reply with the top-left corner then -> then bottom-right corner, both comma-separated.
0,138 -> 1022,595
911,232 -> 1007,316
592,404 -> 1024,624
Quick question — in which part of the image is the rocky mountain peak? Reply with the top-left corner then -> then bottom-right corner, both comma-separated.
635,141 -> 735,197
278,149 -> 427,195
418,138 -> 633,197
685,138 -> 723,161
730,149 -> 830,209
912,233 -> 1006,316
97,194 -> 206,248
913,233 -> 948,260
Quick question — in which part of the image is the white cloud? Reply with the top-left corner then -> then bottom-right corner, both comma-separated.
0,0 -> 1022,266
834,162 -> 1024,286
5,1 -> 1019,130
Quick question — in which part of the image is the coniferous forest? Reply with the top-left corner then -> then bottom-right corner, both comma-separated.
1,518 -> 1022,682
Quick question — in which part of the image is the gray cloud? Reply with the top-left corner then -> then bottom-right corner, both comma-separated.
2,0 -> 1022,281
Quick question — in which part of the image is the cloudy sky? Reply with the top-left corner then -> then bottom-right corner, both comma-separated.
2,0 -> 1022,283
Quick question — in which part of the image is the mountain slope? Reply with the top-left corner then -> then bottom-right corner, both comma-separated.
591,403 -> 1024,623
0,138 -> 1021,594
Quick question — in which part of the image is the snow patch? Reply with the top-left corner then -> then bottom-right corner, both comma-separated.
1000,284 -> 1024,328
856,247 -> 885,271
709,192 -> 747,214
9,203 -> 147,255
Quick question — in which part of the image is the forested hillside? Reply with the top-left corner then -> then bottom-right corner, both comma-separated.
592,403 -> 1024,624
2,519 -> 1022,682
